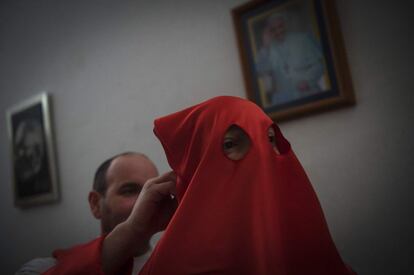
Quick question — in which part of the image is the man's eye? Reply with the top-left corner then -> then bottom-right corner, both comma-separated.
122,189 -> 135,194
268,126 -> 277,147
223,140 -> 236,150
120,186 -> 141,195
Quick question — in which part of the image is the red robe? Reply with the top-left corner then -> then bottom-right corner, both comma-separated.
140,96 -> 356,275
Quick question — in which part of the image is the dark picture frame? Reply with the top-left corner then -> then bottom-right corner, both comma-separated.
232,0 -> 354,121
6,93 -> 59,208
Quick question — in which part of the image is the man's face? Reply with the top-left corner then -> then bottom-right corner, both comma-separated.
268,17 -> 286,42
99,154 -> 159,233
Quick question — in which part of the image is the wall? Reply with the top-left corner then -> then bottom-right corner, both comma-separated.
0,0 -> 412,274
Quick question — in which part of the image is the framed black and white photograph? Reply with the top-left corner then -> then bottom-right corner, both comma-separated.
232,0 -> 355,121
6,93 -> 59,208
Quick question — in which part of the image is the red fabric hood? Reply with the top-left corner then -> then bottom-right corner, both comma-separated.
140,96 -> 354,275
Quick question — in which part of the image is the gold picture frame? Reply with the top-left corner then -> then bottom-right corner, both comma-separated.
232,0 -> 355,121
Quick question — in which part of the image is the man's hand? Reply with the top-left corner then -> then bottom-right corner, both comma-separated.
102,171 -> 177,275
127,171 -> 177,238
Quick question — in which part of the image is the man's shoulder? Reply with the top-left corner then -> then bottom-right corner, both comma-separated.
15,257 -> 57,275
15,236 -> 105,275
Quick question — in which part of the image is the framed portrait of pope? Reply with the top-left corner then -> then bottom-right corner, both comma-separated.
232,0 -> 355,121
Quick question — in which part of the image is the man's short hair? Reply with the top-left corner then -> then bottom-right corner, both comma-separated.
92,152 -> 149,195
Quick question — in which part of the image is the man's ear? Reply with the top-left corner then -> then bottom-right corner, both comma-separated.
88,191 -> 103,219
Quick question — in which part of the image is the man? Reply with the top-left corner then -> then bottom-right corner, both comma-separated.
255,12 -> 326,106
16,152 -> 176,275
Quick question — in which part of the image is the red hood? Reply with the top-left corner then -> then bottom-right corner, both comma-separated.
141,96 -> 354,275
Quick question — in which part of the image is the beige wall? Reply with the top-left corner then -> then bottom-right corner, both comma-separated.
0,0 -> 413,274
